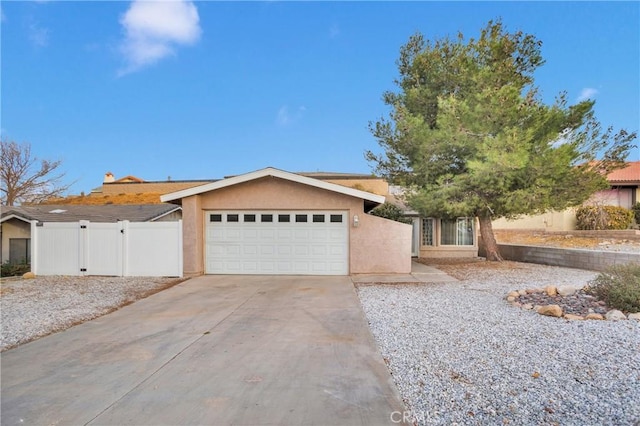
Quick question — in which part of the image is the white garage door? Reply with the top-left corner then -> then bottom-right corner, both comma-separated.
205,211 -> 349,275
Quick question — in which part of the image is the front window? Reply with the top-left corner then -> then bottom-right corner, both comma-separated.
9,238 -> 31,264
441,218 -> 474,246
421,218 -> 434,246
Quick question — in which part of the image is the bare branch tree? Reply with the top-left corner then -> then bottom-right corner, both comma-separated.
1,140 -> 72,206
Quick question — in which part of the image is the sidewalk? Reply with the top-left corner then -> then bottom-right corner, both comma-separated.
351,261 -> 457,284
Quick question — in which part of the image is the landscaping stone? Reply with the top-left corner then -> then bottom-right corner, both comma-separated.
605,310 -> 627,321
585,313 -> 604,320
564,314 -> 584,321
557,285 -> 577,297
537,304 -> 563,317
506,283 -> 630,321
627,313 -> 640,321
22,272 -> 35,279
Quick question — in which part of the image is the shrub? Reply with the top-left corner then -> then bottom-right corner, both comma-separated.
632,202 -> 640,225
0,262 -> 31,278
369,202 -> 412,224
584,263 -> 640,312
575,205 -> 634,230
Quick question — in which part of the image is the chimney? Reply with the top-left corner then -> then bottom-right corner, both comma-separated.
104,172 -> 115,183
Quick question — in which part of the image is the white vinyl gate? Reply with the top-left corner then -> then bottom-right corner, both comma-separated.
31,220 -> 182,277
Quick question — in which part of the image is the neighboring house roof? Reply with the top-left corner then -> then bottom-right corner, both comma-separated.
40,193 -> 165,205
0,204 -> 181,223
607,161 -> 640,184
161,167 -> 386,206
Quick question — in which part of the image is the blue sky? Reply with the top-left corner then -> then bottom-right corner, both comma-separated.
2,1 -> 639,195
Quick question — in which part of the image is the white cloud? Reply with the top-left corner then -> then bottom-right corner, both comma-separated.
277,105 -> 306,126
29,21 -> 49,47
118,0 -> 201,76
577,87 -> 598,102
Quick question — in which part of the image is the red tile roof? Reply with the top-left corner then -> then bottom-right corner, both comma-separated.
608,161 -> 640,184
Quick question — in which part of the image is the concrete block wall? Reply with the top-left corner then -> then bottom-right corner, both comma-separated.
489,244 -> 640,272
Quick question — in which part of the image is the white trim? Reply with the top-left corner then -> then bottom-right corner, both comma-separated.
149,206 -> 182,221
0,214 -> 33,224
160,167 -> 386,204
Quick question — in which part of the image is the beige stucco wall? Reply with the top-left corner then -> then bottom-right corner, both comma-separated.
420,245 -> 477,258
492,209 -> 578,232
179,176 -> 409,276
181,195 -> 203,276
353,214 -> 412,273
1,219 -> 31,264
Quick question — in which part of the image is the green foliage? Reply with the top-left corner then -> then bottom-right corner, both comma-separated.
1,261 -> 30,278
367,19 -> 637,224
632,202 -> 640,225
585,263 -> 640,312
575,205 -> 634,230
369,202 -> 412,224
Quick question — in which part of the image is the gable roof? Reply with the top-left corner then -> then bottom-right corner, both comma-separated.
0,204 -> 181,223
160,167 -> 386,205
607,161 -> 640,184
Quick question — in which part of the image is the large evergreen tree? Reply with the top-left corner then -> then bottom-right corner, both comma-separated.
368,20 -> 636,261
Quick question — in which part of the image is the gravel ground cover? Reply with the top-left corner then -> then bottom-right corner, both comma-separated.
357,261 -> 640,425
0,276 -> 182,351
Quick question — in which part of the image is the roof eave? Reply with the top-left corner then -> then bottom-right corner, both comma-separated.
161,167 -> 386,204
0,214 -> 33,224
149,206 -> 183,221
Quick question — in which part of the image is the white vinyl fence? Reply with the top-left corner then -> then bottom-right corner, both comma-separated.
31,220 -> 182,277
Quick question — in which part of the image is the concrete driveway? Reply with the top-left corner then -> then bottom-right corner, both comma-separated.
1,275 -> 407,425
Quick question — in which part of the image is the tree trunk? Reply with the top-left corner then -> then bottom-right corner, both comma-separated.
478,213 -> 503,261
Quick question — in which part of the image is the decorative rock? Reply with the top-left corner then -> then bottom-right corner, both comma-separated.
605,310 -> 626,321
518,290 -> 527,296
507,296 -> 516,302
564,314 -> 584,321
507,291 -> 520,298
545,286 -> 558,296
522,304 -> 534,310
627,313 -> 640,321
557,286 -> 577,297
537,304 -> 563,317
22,272 -> 35,279
585,313 -> 604,320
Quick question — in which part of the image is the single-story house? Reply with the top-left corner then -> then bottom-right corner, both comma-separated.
161,167 -> 413,276
0,204 -> 182,265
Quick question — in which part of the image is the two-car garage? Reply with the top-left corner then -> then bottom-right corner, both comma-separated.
205,210 -> 348,275
160,167 -> 412,276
